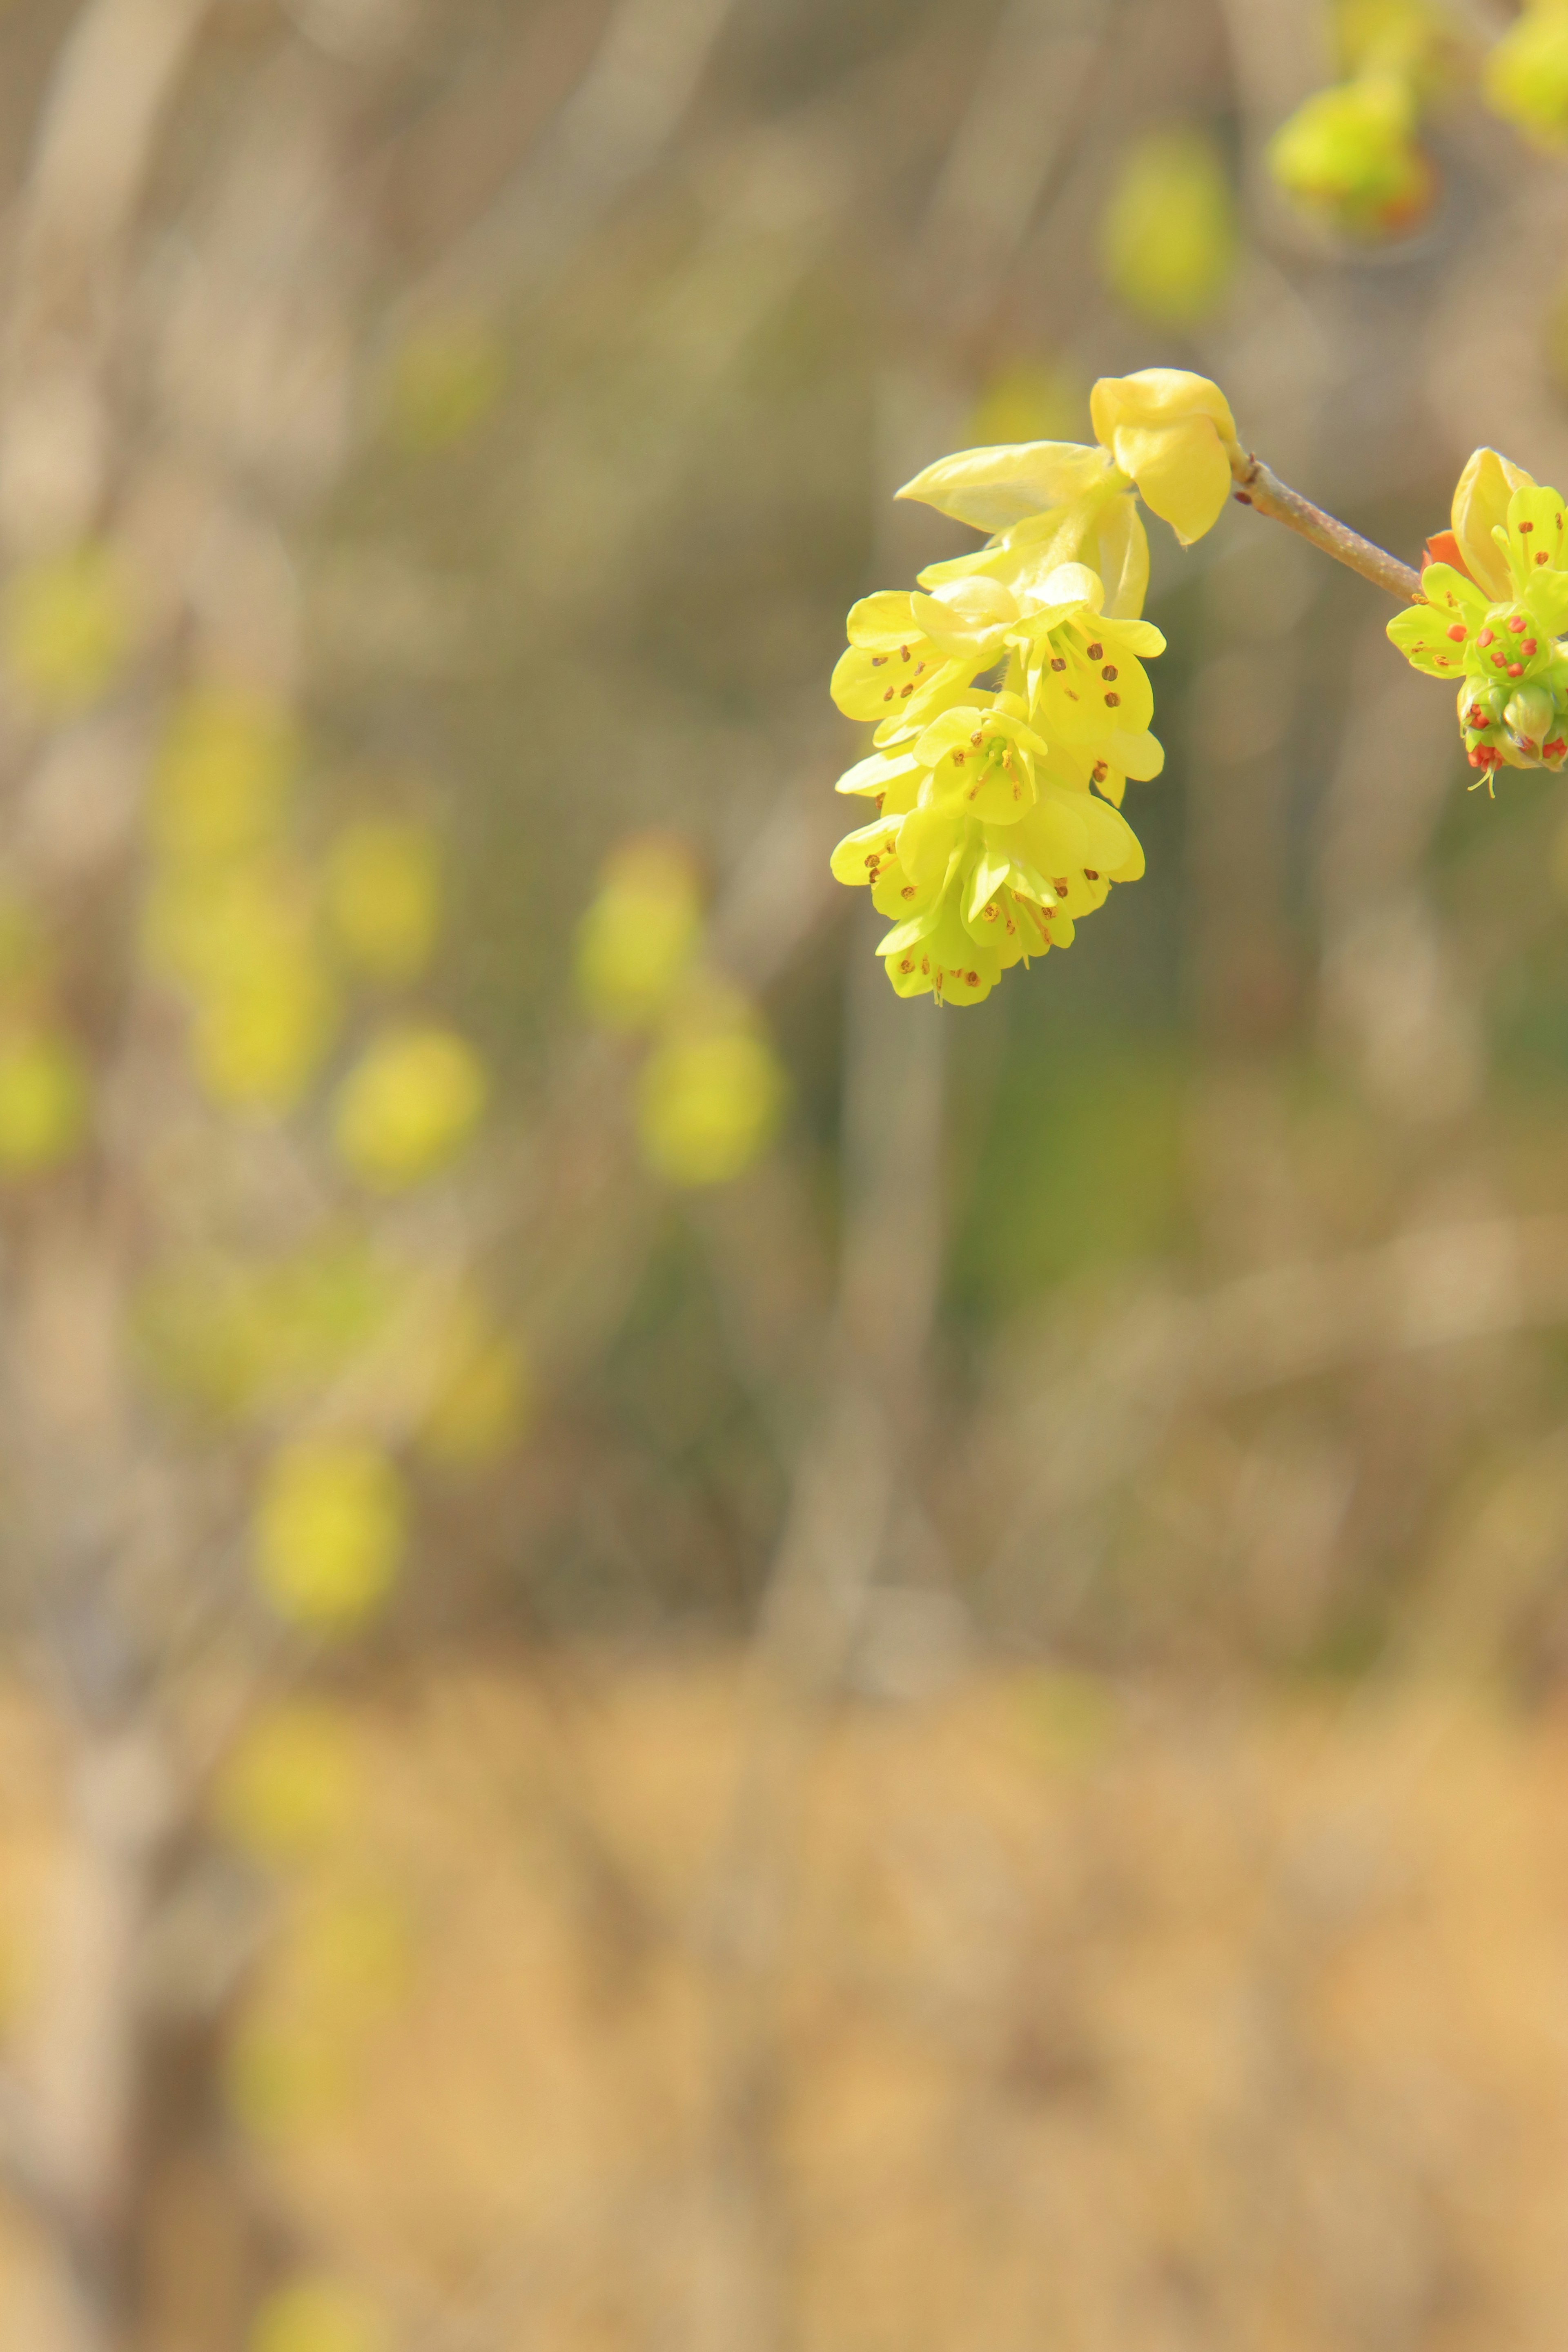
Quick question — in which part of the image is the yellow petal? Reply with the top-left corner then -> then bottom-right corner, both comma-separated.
1090,370 -> 1241,546
1090,367 -> 1240,457
896,441 -> 1117,532
1451,447 -> 1535,602
1110,416 -> 1233,545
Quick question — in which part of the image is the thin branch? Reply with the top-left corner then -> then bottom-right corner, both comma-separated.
1231,449 -> 1423,604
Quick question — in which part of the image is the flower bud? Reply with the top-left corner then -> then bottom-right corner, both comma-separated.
1504,680 -> 1557,754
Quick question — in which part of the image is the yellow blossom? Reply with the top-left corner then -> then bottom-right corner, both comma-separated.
1089,369 -> 1242,546
0,1031 -> 89,1172
637,992 -> 785,1185
324,817 -> 441,983
574,834 -> 703,1028
1100,129 -> 1240,330
253,1439 -> 406,1631
331,1023 -> 488,1189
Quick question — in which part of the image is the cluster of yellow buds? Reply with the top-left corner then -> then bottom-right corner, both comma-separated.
829,371 -> 1243,1007
1266,0 -> 1470,238
575,835 -> 786,1183
1388,450 -> 1568,787
1269,0 -> 1568,237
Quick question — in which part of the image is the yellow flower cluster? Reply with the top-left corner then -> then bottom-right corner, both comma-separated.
1266,0 -> 1472,238
575,835 -> 787,1185
829,371 -> 1243,1007
1388,448 -> 1568,789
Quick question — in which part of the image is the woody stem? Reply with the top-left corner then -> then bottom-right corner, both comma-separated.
1230,450 -> 1423,604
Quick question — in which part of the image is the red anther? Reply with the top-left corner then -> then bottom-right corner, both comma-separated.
1234,491 -> 1253,505
1468,747 -> 1486,767
1508,663 -> 1525,677
1479,629 -> 1494,646
1493,654 -> 1507,668
1549,738 -> 1567,759
1508,615 -> 1527,632
1447,624 -> 1466,641
1525,640 -> 1539,655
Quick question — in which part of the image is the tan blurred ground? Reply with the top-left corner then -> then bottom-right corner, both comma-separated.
7,1662 -> 1568,2350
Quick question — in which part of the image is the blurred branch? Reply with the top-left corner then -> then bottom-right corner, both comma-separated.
1233,450 -> 1423,602
405,0 -> 739,316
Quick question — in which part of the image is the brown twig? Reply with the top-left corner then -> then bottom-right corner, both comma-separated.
1231,450 -> 1423,604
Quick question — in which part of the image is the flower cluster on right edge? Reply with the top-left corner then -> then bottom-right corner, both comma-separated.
1388,450 -> 1568,786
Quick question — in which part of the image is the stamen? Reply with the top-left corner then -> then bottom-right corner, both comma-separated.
1104,691 -> 1120,707
1050,658 -> 1067,673
1086,642 -> 1103,660
900,644 -> 911,661
1447,625 -> 1466,642
1508,616 -> 1527,632
1101,665 -> 1118,682
1479,629 -> 1494,646
1085,869 -> 1099,882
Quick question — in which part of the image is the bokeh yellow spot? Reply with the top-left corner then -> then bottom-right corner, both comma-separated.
152,686 -> 298,866
135,1241 -> 399,1427
253,1440 -> 406,1631
249,2278 -> 387,2352
385,316 -> 506,452
966,359 -> 1085,450
324,816 -> 441,982
419,1294 -> 532,1467
3,543 -> 132,715
1101,128 -> 1239,330
0,1031 -> 88,1172
216,1704 -> 361,1863
331,1024 -> 487,1189
637,1007 -> 785,1187
575,835 -> 703,1029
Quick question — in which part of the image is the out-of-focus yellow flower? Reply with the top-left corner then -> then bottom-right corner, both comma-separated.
575,835 -> 703,1029
966,360 -> 1084,450
1267,75 -> 1435,238
0,1031 -> 89,1172
227,2009 -> 355,2141
250,2278 -> 387,2352
253,1439 -> 407,1631
151,686 -> 297,867
216,1704 -> 361,1863
1483,3 -> 1568,146
419,1292 -> 532,1467
638,993 -> 785,1186
1100,129 -> 1240,330
2,543 -> 132,716
324,816 -> 441,983
192,955 -> 338,1113
332,1023 -> 487,1189
385,316 -> 506,452
136,1241 -> 400,1426
1089,369 -> 1241,546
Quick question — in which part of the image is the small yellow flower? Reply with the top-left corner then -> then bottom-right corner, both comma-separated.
324,816 -> 441,983
331,1023 -> 487,1189
3,544 -> 133,716
1267,74 -> 1434,238
0,1031 -> 89,1172
249,2278 -> 387,2352
152,686 -> 297,867
253,1440 -> 406,1631
1483,2 -> 1568,148
1388,468 -> 1568,783
1089,369 -> 1242,546
216,1703 -> 361,1863
637,994 -> 785,1186
574,834 -> 703,1028
1450,446 -> 1537,601
1100,128 -> 1240,330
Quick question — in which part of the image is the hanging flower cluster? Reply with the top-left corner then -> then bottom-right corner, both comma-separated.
828,370 -> 1242,1007
1388,449 -> 1568,787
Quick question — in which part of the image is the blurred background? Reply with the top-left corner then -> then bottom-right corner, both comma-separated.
5,0 -> 1568,2346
